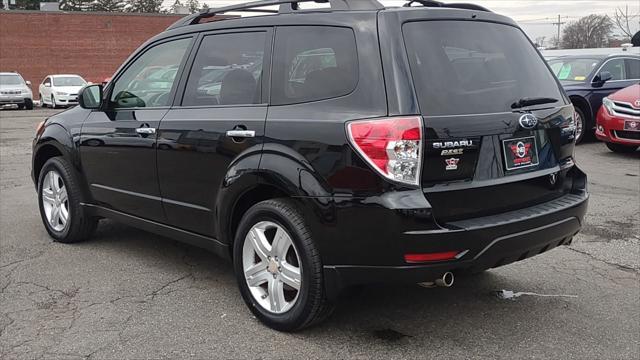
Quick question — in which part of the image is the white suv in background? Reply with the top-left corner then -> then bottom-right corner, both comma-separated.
39,74 -> 87,108
0,72 -> 34,110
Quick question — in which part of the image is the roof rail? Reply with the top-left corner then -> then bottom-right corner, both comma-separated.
402,0 -> 491,12
167,0 -> 384,30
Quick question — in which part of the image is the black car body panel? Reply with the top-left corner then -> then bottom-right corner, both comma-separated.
32,3 -> 588,298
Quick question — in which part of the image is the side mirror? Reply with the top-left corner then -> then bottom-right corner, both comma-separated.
44,83 -> 51,87
25,80 -> 31,86
592,71 -> 612,87
78,84 -> 103,110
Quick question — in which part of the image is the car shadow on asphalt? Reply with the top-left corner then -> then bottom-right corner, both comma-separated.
73,219 -> 578,343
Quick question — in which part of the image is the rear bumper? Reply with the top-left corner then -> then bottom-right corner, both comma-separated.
322,168 -> 588,298
596,107 -> 640,145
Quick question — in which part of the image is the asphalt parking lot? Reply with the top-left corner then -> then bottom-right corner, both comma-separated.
1,108 -> 638,359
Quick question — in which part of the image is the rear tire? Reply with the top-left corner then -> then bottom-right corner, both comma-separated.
17,104 -> 24,110
573,106 -> 587,144
37,157 -> 97,243
233,199 -> 333,331
606,142 -> 638,153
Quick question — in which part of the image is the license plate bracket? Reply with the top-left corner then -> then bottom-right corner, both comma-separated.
624,120 -> 640,131
502,136 -> 539,171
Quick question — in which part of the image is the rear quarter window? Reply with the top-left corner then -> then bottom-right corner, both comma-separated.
403,21 -> 564,116
271,26 -> 358,105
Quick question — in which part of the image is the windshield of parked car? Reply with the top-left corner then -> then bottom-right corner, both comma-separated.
547,58 -> 601,82
0,74 -> 24,86
52,76 -> 86,87
403,21 -> 564,116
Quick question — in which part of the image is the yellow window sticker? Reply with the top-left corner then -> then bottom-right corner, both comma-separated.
574,76 -> 586,81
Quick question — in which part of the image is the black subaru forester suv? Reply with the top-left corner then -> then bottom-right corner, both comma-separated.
32,0 -> 588,331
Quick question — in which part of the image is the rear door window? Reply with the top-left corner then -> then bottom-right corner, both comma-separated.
182,31 -> 267,106
624,58 -> 640,80
271,26 -> 358,105
403,21 -> 564,116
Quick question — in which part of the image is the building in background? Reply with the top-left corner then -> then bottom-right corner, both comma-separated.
0,10 -> 227,99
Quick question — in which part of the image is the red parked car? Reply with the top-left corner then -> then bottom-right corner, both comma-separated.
596,83 -> 640,153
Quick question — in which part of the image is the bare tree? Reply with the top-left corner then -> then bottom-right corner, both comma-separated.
534,36 -> 546,48
613,5 -> 637,39
562,14 -> 614,49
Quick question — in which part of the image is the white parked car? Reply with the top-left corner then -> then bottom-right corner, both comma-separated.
39,74 -> 87,108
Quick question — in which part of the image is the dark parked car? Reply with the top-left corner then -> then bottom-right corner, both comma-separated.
548,54 -> 640,143
32,0 -> 588,331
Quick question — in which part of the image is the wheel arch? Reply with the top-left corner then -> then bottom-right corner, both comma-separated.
217,147 -> 334,257
33,124 -> 90,199
569,95 -> 593,128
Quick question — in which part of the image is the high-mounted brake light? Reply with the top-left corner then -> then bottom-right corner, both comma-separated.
347,116 -> 423,186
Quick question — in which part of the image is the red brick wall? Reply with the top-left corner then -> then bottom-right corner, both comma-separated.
0,11 -> 186,99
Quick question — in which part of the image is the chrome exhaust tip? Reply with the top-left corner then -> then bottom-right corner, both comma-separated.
435,272 -> 454,287
418,272 -> 455,288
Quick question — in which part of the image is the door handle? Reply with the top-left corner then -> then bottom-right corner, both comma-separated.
136,127 -> 156,135
226,130 -> 255,138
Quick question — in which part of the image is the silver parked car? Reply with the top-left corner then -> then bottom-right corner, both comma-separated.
0,72 -> 34,110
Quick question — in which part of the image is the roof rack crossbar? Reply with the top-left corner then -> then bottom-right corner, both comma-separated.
167,0 -> 383,30
402,0 -> 491,12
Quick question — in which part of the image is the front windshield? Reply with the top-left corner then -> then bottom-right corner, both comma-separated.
0,74 -> 24,86
53,76 -> 86,87
548,58 -> 600,82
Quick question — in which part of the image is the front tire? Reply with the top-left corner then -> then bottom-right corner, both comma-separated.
40,94 -> 46,107
51,95 -> 57,109
233,199 -> 333,331
606,142 -> 638,153
37,157 -> 97,243
25,99 -> 34,110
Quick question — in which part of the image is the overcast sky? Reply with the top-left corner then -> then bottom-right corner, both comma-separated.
176,0 -> 640,43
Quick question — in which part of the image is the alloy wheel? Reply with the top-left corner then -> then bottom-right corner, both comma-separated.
41,170 -> 69,232
242,221 -> 302,314
575,111 -> 584,142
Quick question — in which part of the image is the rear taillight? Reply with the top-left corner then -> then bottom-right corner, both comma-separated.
347,116 -> 423,186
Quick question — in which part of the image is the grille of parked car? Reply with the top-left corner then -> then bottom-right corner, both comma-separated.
0,90 -> 21,95
612,101 -> 640,118
615,130 -> 640,140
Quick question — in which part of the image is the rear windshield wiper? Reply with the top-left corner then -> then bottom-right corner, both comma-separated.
511,97 -> 559,109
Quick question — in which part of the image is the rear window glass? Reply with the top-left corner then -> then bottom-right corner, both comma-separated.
271,26 -> 358,105
403,21 -> 563,116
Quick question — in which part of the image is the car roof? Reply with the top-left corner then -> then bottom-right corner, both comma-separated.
48,74 -> 84,78
547,53 -> 639,61
165,0 -> 501,32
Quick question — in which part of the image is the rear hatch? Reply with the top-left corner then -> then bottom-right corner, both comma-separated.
401,17 -> 576,222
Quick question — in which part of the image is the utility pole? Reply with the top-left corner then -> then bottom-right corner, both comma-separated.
552,14 -> 566,49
